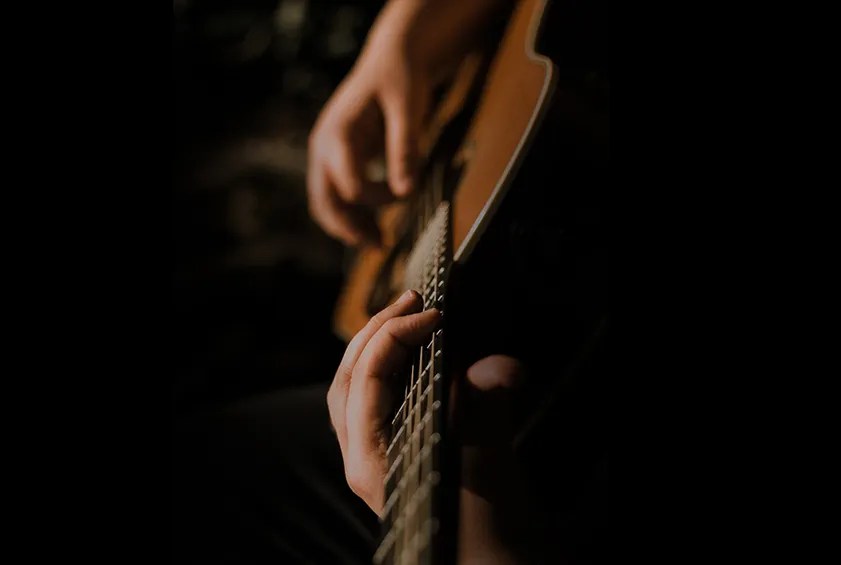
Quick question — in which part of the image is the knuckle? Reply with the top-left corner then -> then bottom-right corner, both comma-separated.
345,332 -> 364,358
381,317 -> 400,336
344,459 -> 369,500
351,355 -> 371,384
366,310 -> 390,333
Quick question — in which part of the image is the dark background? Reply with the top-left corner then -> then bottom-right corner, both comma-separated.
173,0 -> 384,417
170,1 -> 610,562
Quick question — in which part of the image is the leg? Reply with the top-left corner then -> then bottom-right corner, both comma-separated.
172,383 -> 379,564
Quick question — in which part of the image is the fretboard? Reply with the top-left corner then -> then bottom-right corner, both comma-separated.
374,201 -> 451,565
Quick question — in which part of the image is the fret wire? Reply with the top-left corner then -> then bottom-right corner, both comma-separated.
383,383 -> 439,557
389,351 -> 439,449
421,239 -> 439,558
380,199 -> 449,565
386,374 -> 439,490
380,448 -> 440,563
402,364 -> 414,565
387,426 -> 404,460
410,338 -> 424,562
381,429 -> 439,517
406,346 -> 422,558
384,406 -> 434,489
375,516 -> 438,565
398,363 -> 415,562
385,382 -> 435,472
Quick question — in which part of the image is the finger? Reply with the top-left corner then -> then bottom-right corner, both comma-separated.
328,141 -> 365,203
344,307 -> 442,511
327,290 -> 424,456
460,356 -> 528,515
351,308 -> 442,412
461,355 -> 527,448
380,87 -> 428,197
466,355 -> 526,392
307,160 -> 372,245
326,191 -> 383,246
328,143 -> 394,208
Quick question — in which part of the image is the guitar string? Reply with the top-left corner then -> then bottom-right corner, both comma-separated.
383,156 -> 449,564
398,166 -> 426,564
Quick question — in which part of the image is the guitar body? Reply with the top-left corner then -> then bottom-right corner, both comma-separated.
332,1 -> 608,563
334,0 -> 556,342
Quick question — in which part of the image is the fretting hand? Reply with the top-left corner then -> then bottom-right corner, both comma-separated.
327,289 -> 533,563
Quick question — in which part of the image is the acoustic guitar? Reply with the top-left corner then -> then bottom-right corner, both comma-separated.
333,0 -> 607,563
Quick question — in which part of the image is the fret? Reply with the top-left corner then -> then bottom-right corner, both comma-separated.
387,327 -> 442,455
418,537 -> 431,565
377,201 -> 450,565
382,423 -> 440,517
387,375 -> 438,459
419,387 -> 429,419
385,453 -> 400,496
398,361 -> 415,561
387,425 -> 404,460
404,204 -> 449,293
409,338 -> 424,554
384,421 -> 422,502
376,477 -> 441,565
391,397 -> 407,428
423,277 -> 436,299
384,357 -> 441,499
419,367 -> 430,400
380,438 -> 440,527
421,249 -> 438,565
383,430 -> 438,517
422,251 -> 446,286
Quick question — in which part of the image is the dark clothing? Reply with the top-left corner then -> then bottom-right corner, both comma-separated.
172,384 -> 379,564
171,336 -> 608,565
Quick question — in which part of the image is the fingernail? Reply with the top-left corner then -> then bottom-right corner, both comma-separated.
401,178 -> 414,195
429,308 -> 442,319
392,177 -> 413,197
399,289 -> 419,303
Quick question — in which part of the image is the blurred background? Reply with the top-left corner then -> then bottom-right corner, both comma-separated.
173,0 -> 383,417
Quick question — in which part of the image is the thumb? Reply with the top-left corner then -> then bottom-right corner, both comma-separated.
461,355 -> 526,448
380,86 -> 427,197
466,355 -> 526,393
459,355 -> 534,565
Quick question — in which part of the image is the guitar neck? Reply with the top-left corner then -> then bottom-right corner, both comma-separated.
375,201 -> 453,565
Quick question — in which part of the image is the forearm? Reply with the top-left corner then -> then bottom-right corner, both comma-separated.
359,0 -> 512,83
458,447 -> 536,564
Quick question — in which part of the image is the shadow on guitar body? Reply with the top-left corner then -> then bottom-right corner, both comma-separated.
446,4 -> 609,557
